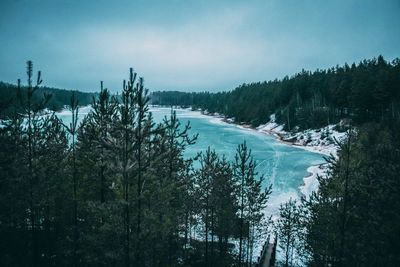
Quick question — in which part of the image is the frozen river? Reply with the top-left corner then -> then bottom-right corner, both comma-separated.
58,106 -> 325,215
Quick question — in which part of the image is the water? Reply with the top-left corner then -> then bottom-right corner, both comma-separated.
58,106 -> 325,215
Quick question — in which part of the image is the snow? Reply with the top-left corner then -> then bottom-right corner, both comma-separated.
163,108 -> 347,198
299,164 -> 329,197
129,108 -> 347,263
256,114 -> 285,135
56,105 -> 92,116
151,108 -> 347,199
179,109 -> 342,200
195,112 -> 347,198
256,114 -> 348,198
257,115 -> 347,157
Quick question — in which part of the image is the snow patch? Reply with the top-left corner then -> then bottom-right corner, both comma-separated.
299,164 -> 329,197
257,115 -> 346,157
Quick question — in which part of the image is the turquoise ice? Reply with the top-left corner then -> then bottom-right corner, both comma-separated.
58,106 -> 325,215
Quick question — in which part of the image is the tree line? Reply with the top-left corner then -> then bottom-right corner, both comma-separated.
0,81 -> 95,118
3,60 -> 399,267
151,55 -> 400,129
0,61 -> 271,267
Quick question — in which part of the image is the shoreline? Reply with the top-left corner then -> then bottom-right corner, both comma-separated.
187,109 -> 344,197
153,106 -> 344,198
61,105 -> 333,198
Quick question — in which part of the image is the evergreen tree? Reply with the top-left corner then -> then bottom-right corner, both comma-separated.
233,142 -> 271,266
63,92 -> 80,266
0,62 -> 279,267
276,198 -> 301,267
197,147 -> 219,267
233,142 -> 254,266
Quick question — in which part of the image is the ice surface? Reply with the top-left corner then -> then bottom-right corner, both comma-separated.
56,107 -> 335,263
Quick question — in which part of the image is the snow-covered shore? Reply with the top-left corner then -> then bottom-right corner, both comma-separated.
197,111 -> 347,197
256,114 -> 347,157
78,105 -> 344,198
299,163 -> 329,196
255,115 -> 348,197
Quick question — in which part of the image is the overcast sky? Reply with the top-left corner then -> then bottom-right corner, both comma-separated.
0,0 -> 399,92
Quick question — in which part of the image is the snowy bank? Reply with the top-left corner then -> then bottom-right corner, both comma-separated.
196,112 -> 346,197
299,163 -> 329,197
154,107 -> 344,198
257,114 -> 347,157
256,115 -> 347,197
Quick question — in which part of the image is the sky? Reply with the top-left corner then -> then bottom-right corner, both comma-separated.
0,0 -> 399,93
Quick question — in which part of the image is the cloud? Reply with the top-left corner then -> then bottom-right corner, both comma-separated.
50,6 -> 271,91
0,0 -> 399,92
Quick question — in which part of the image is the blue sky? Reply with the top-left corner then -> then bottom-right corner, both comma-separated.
0,0 -> 399,92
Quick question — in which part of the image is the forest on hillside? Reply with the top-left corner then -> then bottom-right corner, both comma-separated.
1,61 -> 399,267
151,56 -> 400,129
0,81 -> 95,118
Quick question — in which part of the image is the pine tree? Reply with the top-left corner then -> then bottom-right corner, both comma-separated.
197,147 -> 219,267
63,92 -> 80,267
209,155 -> 238,266
133,76 -> 148,265
91,81 -> 118,204
246,173 -> 271,265
276,198 -> 300,267
233,142 -> 256,266
75,81 -> 120,266
118,71 -> 136,267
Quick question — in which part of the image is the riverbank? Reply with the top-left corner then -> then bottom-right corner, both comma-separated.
255,115 -> 348,197
256,114 -> 347,157
147,106 -> 340,197
197,111 -> 346,156
196,110 -> 346,197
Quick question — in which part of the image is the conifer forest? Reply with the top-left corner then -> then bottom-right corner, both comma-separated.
0,62 -> 272,266
1,1 -> 400,267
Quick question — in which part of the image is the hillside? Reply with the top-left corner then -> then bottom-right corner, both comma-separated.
151,56 -> 400,130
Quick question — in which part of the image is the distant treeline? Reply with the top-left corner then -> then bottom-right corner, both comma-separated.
0,81 -> 95,117
151,55 -> 400,129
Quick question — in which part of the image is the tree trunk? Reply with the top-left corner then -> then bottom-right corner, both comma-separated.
205,194 -> 209,267
123,110 -> 130,267
339,129 -> 352,266
27,86 -> 37,267
211,206 -> 214,267
285,209 -> 292,267
238,172 -> 245,267
72,119 -> 78,267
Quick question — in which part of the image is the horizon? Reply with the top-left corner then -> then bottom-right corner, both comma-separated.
1,0 -> 400,93
2,54 -> 398,94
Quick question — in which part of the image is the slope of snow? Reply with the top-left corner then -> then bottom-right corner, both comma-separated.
192,111 -> 347,197
257,115 -> 347,157
299,164 -> 329,197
